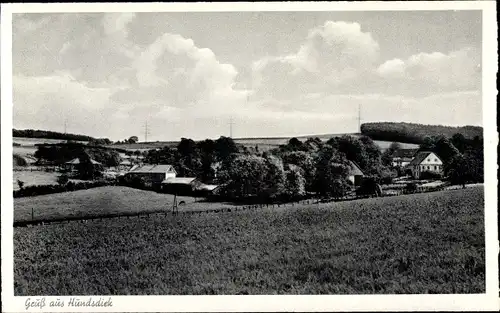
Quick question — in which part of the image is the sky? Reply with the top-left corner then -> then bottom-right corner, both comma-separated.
12,11 -> 482,141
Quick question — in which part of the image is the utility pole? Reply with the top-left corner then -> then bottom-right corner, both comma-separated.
144,121 -> 150,143
358,103 -> 361,133
64,118 -> 68,134
229,118 -> 234,138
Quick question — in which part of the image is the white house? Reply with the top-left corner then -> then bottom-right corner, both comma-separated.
408,151 -> 443,179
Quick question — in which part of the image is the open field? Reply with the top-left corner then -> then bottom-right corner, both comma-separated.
108,133 -> 419,152
13,171 -> 60,191
14,186 -> 484,295
14,186 -> 238,222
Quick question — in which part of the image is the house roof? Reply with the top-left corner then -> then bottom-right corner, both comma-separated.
391,148 -> 419,159
409,151 -> 438,166
348,160 -> 364,176
65,158 -> 102,165
162,177 -> 198,185
120,160 -> 132,165
128,164 -> 176,174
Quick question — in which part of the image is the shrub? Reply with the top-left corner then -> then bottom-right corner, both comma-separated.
404,182 -> 418,193
356,177 -> 382,197
57,174 -> 70,186
17,180 -> 25,190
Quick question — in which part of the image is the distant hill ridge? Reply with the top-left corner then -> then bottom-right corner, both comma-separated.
13,129 -> 96,142
360,122 -> 483,144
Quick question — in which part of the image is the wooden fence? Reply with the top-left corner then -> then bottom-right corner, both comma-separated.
13,184 -> 461,228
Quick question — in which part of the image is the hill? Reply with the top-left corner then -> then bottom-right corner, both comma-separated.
109,134 -> 419,152
13,129 -> 96,142
14,186 -> 484,295
360,122 -> 483,144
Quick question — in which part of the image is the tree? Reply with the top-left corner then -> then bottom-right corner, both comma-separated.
284,164 -> 306,199
215,136 -> 238,163
382,142 -> 402,166
128,136 -> 139,144
313,145 -> 351,197
282,151 -> 316,192
17,180 -> 24,190
222,155 -> 267,199
262,155 -> 286,199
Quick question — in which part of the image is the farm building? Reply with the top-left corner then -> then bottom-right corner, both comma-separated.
347,160 -> 364,186
63,157 -> 103,172
390,148 -> 419,168
126,164 -> 177,187
162,177 -> 201,195
408,151 -> 443,179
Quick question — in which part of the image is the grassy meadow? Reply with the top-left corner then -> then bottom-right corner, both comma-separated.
14,186 -> 238,222
14,186 -> 484,295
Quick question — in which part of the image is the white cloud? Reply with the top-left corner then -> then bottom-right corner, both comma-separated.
377,47 -> 480,90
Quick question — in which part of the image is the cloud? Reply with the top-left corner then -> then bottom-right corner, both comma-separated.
377,47 -> 481,92
251,21 -> 381,101
12,14 -> 482,141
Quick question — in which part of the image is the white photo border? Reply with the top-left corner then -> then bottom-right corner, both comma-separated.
1,2 -> 498,312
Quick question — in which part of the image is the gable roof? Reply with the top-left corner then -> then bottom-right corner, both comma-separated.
65,158 -> 102,165
409,151 -> 440,166
348,160 -> 364,176
162,177 -> 198,185
128,164 -> 176,174
391,148 -> 419,159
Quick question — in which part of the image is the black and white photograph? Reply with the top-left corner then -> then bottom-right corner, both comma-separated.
1,2 -> 498,312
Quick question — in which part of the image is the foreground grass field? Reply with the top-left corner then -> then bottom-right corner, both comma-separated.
14,186 -> 237,221
14,187 -> 484,295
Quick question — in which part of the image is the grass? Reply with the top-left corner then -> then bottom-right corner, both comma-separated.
13,171 -> 60,191
14,186 -> 238,222
14,186 -> 484,295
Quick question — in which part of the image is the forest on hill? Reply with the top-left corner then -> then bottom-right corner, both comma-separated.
360,122 -> 483,144
13,129 -> 96,142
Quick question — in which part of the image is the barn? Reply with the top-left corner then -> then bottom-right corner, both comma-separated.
126,164 -> 177,188
162,177 -> 201,196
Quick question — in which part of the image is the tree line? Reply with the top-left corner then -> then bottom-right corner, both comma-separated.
360,122 -> 483,144
13,128 -> 99,142
143,135 -> 394,201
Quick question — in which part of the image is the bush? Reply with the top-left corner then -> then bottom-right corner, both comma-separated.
404,182 -> 418,193
356,177 -> 382,197
57,174 -> 70,185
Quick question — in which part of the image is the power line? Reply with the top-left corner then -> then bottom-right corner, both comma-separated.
229,118 -> 234,138
144,121 -> 151,143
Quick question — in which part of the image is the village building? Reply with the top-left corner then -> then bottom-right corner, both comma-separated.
126,164 -> 177,187
408,151 -> 443,179
162,177 -> 201,195
390,148 -> 419,168
347,160 -> 364,187
63,157 -> 103,172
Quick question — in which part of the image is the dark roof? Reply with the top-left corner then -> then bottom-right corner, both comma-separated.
409,151 -> 435,166
128,164 -> 176,174
348,160 -> 364,176
391,148 -> 418,159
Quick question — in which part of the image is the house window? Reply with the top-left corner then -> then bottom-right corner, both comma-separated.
434,159 -> 437,162
434,166 -> 437,170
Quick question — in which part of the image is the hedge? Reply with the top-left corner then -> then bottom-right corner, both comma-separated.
14,180 -> 113,198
